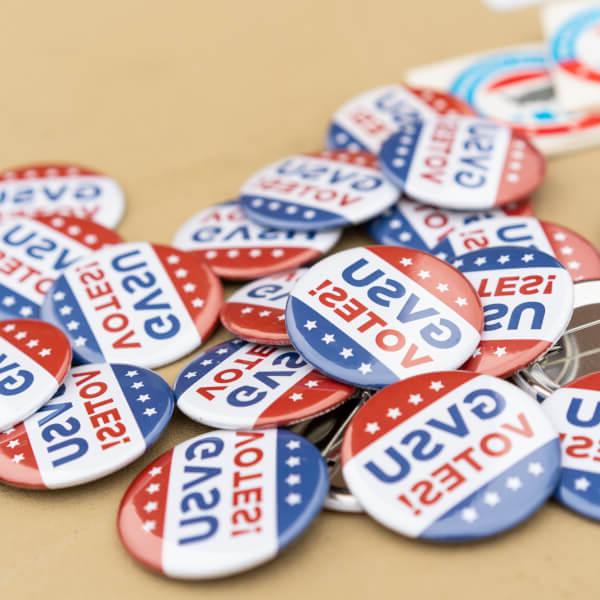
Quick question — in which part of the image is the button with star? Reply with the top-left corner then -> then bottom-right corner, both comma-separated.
172,200 -> 341,280
40,242 -> 223,368
238,151 -> 399,231
366,195 -> 533,253
0,362 -> 173,488
0,215 -> 123,321
453,246 -> 574,377
0,319 -> 72,431
174,338 -> 355,429
285,245 -> 484,388
341,371 -> 561,541
326,84 -> 474,154
540,371 -> 600,521
378,115 -> 546,211
0,163 -> 125,227
220,268 -> 306,345
434,215 -> 600,282
117,428 -> 328,578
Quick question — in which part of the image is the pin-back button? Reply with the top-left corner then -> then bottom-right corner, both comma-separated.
514,279 -> 600,400
326,84 -> 474,154
342,371 -> 561,541
41,242 -> 223,368
0,215 -> 123,320
436,216 -> 600,282
174,338 -> 355,429
0,163 -> 125,227
454,246 -> 574,377
379,116 -> 546,210
239,151 -> 399,231
117,429 -> 328,579
220,269 -> 306,345
0,319 -> 71,431
0,363 -> 173,489
539,371 -> 600,520
366,196 -> 533,252
285,246 -> 483,388
172,200 -> 341,280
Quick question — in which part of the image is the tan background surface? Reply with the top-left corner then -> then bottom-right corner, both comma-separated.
1,1 -> 599,598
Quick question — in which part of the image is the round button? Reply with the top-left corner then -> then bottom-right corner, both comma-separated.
435,215 -> 600,282
0,215 -> 123,320
0,363 -> 173,489
41,242 -> 223,368
379,116 -> 546,210
220,269 -> 306,345
540,371 -> 600,520
454,246 -> 574,377
118,429 -> 328,579
326,84 -> 474,154
286,246 -> 483,388
174,338 -> 355,429
0,163 -> 125,227
367,196 -> 533,252
0,319 -> 71,431
172,200 -> 341,280
239,151 -> 399,231
342,371 -> 561,541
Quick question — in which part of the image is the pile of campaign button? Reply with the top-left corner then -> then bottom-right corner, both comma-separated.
174,339 -> 355,430
117,429 -> 328,579
172,200 -> 341,280
435,215 -> 600,281
341,371 -> 561,541
379,115 -> 546,210
0,215 -> 123,320
0,319 -> 71,431
285,246 -> 483,388
366,196 -> 533,252
539,372 -> 600,521
220,269 -> 305,345
0,163 -> 125,227
41,242 -> 223,368
239,151 -> 399,231
454,246 -> 574,377
326,84 -> 474,154
0,363 -> 173,489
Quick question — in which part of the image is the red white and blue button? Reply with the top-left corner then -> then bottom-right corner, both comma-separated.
239,151 -> 399,231
172,200 -> 341,280
366,196 -> 533,252
540,372 -> 600,521
378,115 -> 546,210
0,215 -> 122,320
220,269 -> 305,345
285,246 -> 483,389
174,338 -> 355,429
117,429 -> 328,578
342,371 -> 561,541
41,242 -> 223,368
435,215 -> 600,282
454,246 -> 574,377
0,163 -> 125,227
326,85 -> 474,154
0,319 -> 71,431
0,363 -> 173,489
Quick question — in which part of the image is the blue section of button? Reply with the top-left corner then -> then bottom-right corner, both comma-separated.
421,438 -> 561,541
111,363 -> 174,447
275,429 -> 328,549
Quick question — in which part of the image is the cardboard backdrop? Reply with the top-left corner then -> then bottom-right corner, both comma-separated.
1,1 -> 599,598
